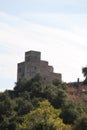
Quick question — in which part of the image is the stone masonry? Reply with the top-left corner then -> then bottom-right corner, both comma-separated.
17,50 -> 62,83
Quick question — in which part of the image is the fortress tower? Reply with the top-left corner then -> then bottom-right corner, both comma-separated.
17,50 -> 62,83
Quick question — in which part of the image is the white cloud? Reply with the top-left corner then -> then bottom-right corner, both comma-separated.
0,11 -> 87,90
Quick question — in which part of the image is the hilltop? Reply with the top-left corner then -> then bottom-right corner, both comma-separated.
0,74 -> 87,130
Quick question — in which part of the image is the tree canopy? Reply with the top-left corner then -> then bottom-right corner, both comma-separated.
82,66 -> 87,84
18,100 -> 71,130
0,74 -> 87,130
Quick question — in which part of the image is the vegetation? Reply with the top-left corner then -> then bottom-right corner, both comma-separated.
73,116 -> 87,130
0,74 -> 87,130
82,66 -> 87,84
18,100 -> 71,130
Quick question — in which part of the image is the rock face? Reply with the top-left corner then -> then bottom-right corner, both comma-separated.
17,50 -> 62,83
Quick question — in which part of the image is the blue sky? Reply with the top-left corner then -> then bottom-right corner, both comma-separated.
0,0 -> 87,14
0,0 -> 87,91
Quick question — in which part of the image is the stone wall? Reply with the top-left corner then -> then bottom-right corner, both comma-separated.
17,62 -> 25,81
17,50 -> 62,83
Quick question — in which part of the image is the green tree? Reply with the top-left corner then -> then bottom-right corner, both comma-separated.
18,100 -> 70,130
73,116 -> 87,130
82,66 -> 87,84
52,79 -> 67,90
53,89 -> 67,108
15,98 -> 33,115
61,99 -> 87,124
0,93 -> 16,130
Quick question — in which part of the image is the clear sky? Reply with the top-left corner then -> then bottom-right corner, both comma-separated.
0,0 -> 87,91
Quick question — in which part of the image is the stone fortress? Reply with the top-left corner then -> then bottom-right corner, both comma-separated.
17,50 -> 62,83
